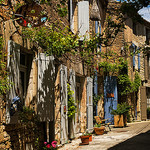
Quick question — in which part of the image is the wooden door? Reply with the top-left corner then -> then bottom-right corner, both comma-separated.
141,86 -> 147,120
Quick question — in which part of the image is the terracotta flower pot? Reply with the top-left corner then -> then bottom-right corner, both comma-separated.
89,135 -> 92,142
114,115 -> 124,127
94,126 -> 105,135
80,135 -> 89,145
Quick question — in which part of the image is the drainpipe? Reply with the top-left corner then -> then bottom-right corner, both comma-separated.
94,21 -> 98,116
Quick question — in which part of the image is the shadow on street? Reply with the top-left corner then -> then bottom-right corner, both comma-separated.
108,130 -> 150,150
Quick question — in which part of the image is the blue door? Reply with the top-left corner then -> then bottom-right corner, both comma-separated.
104,76 -> 118,124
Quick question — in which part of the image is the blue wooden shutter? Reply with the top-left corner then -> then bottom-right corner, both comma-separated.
78,1 -> 89,40
133,45 -> 135,68
138,48 -> 140,70
104,76 -> 118,124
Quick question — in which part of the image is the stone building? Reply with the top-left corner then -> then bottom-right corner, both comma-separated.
0,0 -> 149,149
95,0 -> 150,122
0,0 -> 107,149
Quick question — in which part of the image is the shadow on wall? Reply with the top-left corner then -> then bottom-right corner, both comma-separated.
37,55 -> 55,122
37,54 -> 55,142
108,130 -> 150,150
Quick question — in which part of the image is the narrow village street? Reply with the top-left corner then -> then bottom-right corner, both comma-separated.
59,121 -> 150,150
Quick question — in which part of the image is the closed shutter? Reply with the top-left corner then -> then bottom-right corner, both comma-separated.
78,1 -> 89,40
6,40 -> 20,124
99,22 -> 101,52
60,65 -> 68,144
37,53 -> 55,122
145,54 -> 148,80
69,69 -> 76,138
104,76 -> 118,124
140,86 -> 147,120
87,77 -> 93,132
133,46 -> 135,67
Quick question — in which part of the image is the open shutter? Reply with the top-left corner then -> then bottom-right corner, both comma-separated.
60,65 -> 68,144
138,53 -> 140,70
140,86 -> 147,120
78,1 -> 89,40
133,46 -> 135,68
69,69 -> 76,138
87,77 -> 93,132
6,40 -> 20,124
37,53 -> 55,122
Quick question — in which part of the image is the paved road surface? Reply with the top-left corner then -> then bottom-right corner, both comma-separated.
59,121 -> 150,150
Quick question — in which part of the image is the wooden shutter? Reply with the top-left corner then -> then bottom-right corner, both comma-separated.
138,53 -> 140,70
104,76 -> 118,124
37,53 -> 55,122
140,86 -> 147,120
6,40 -> 20,124
133,46 -> 135,67
60,65 -> 68,144
145,54 -> 148,80
78,1 -> 89,40
87,77 -> 93,132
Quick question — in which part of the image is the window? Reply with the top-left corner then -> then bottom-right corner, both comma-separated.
20,52 -> 27,97
146,28 -> 150,45
133,22 -> 136,35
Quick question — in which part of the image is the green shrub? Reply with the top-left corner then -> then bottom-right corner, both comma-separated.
111,102 -> 131,116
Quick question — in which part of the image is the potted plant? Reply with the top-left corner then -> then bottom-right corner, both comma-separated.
111,102 -> 131,127
80,133 -> 90,145
94,123 -> 105,135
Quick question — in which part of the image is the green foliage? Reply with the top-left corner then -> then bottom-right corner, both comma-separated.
0,37 -> 11,95
111,102 -> 131,116
99,61 -> 118,75
133,72 -> 141,91
147,107 -> 150,115
23,26 -> 79,57
67,83 -> 76,119
94,123 -> 101,128
118,74 -> 132,95
93,94 -> 102,106
118,71 -> 141,95
19,106 -> 38,123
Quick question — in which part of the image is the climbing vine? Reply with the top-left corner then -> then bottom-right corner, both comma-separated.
22,26 -> 79,57
0,37 -> 11,95
67,83 -> 76,119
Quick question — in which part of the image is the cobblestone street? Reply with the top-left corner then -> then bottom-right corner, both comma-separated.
59,121 -> 150,150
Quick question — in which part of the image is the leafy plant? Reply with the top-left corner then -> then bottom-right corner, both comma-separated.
111,102 -> 131,116
19,106 -> 38,123
147,107 -> 150,116
94,123 -> 101,128
67,83 -> 76,119
0,37 -> 11,95
93,94 -> 102,106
